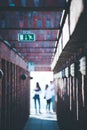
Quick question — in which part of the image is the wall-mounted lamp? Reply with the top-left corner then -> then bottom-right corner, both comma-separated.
20,74 -> 27,80
20,74 -> 33,80
70,63 -> 75,77
65,67 -> 69,77
30,76 -> 33,79
79,56 -> 86,75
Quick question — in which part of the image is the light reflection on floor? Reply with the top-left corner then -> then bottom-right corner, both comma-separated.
30,111 -> 57,121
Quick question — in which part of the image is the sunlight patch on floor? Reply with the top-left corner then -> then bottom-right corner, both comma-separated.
30,112 -> 57,121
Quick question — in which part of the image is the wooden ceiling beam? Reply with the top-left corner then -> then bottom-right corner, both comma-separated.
0,27 -> 60,30
18,51 -> 54,53
16,46 -> 55,49
0,6 -> 64,12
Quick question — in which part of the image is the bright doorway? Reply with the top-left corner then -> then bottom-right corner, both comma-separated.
30,71 -> 53,114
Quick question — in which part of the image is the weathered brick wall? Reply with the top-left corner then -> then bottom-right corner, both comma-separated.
0,42 -> 30,130
0,42 -> 27,70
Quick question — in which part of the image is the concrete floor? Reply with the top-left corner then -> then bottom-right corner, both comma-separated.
23,112 -> 59,130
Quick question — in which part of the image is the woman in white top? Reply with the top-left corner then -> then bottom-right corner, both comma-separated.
50,81 -> 55,112
44,84 -> 52,113
33,82 -> 41,113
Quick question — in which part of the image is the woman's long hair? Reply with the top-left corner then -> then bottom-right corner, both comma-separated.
36,82 -> 41,91
45,84 -> 49,90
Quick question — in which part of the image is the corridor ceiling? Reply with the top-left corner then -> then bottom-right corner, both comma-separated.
0,0 -> 67,71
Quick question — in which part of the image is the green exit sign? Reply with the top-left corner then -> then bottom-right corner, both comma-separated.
18,33 -> 35,41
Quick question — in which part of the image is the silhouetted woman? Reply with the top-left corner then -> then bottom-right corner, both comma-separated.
44,84 -> 52,113
33,82 -> 41,114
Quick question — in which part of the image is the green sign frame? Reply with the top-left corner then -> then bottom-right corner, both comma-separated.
18,33 -> 35,41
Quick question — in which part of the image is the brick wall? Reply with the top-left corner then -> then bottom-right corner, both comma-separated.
0,42 -> 30,130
